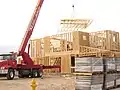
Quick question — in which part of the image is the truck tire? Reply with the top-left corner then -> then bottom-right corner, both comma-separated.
37,71 -> 43,78
18,70 -> 30,78
18,70 -> 24,78
31,70 -> 38,78
6,69 -> 15,80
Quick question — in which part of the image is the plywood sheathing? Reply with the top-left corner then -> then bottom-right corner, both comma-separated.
44,36 -> 50,56
30,39 -> 44,57
72,31 -> 89,54
61,55 -> 71,73
30,39 -> 39,57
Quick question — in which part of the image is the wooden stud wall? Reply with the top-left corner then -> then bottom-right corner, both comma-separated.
30,39 -> 44,57
30,31 -> 89,58
30,30 -> 120,74
31,56 -> 61,73
89,30 -> 119,51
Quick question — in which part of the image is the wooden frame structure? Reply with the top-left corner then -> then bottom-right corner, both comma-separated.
59,19 -> 92,33
30,29 -> 120,74
89,30 -> 119,51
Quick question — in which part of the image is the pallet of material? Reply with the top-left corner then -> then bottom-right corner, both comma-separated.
106,58 -> 116,72
75,57 -> 117,73
115,73 -> 120,86
106,72 -> 120,90
74,56 -> 120,90
115,58 -> 120,71
75,73 -> 117,90
75,74 -> 103,90
75,57 -> 103,73
106,73 -> 116,88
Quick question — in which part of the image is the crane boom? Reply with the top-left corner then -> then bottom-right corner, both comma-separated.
0,0 -> 61,80
18,0 -> 44,55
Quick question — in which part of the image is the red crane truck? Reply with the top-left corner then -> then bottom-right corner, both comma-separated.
0,0 -> 60,80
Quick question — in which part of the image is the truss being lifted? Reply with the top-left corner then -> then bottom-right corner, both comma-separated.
59,18 -> 93,33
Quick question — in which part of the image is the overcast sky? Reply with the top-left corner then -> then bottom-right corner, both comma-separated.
0,0 -> 120,51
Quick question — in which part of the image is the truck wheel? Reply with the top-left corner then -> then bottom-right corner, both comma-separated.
38,71 -> 43,78
18,70 -> 24,78
32,70 -> 38,78
6,69 -> 15,80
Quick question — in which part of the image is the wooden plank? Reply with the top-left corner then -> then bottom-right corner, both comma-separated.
61,55 -> 71,73
36,39 -> 41,57
72,31 -> 80,53
44,36 -> 50,56
73,72 -> 92,76
114,52 -> 120,58
31,40 -> 37,57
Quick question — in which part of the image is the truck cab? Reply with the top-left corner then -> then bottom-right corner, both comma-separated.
0,53 -> 17,79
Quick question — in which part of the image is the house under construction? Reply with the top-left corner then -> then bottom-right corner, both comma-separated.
30,18 -> 120,73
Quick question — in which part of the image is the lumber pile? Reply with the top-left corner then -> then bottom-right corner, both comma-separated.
75,57 -> 120,90
76,75 -> 103,90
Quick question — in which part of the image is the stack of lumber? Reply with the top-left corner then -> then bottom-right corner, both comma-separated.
75,57 -> 120,90
75,75 -> 103,90
75,57 -> 103,72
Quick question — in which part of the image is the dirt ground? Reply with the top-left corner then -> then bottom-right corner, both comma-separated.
0,74 -> 120,90
0,74 -> 75,90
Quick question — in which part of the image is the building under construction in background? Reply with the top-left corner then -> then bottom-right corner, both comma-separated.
29,18 -> 120,90
30,18 -> 120,72
29,2 -> 120,90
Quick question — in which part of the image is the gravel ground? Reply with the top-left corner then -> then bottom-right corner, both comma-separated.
0,74 -> 120,90
0,74 -> 75,90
